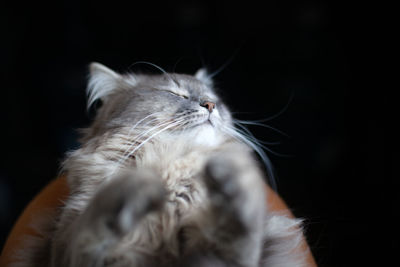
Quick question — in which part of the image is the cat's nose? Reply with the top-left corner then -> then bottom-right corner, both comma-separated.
200,101 -> 215,113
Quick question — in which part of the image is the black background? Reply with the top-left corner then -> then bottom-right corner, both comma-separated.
1,1 -> 387,266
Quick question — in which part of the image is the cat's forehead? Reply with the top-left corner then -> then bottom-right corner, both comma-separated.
171,73 -> 207,90
136,73 -> 216,97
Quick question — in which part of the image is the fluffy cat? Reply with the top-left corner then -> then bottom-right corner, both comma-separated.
12,63 -> 306,267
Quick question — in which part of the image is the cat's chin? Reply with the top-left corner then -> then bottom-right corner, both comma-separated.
177,122 -> 223,147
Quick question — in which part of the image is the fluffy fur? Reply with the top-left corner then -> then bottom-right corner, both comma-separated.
10,63 -> 306,267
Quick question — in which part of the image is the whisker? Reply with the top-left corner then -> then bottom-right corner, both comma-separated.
117,113 -> 164,160
126,113 -> 161,133
115,112 -> 192,169
233,119 -> 290,138
123,119 -> 186,161
120,111 -> 192,155
235,91 -> 294,123
208,45 -> 242,78
110,119 -> 177,174
125,111 -> 189,142
221,125 -> 277,190
128,61 -> 179,87
224,126 -> 290,157
109,128 -> 166,175
233,122 -> 281,146
123,120 -> 175,152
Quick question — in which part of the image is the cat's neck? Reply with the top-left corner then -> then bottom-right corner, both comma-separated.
135,131 -> 237,169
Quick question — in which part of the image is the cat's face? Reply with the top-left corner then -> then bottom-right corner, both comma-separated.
86,63 -> 232,146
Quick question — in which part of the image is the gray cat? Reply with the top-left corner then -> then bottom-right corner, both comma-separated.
12,63 -> 307,267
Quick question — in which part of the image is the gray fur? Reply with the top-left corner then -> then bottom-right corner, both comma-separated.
10,63 -> 306,267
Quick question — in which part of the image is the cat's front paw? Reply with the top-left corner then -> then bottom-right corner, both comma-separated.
82,169 -> 166,237
204,151 -> 266,228
200,152 -> 267,265
204,155 -> 242,201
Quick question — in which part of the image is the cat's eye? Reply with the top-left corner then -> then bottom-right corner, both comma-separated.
166,91 -> 189,99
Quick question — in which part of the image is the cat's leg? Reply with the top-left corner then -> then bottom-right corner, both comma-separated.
191,150 -> 267,267
51,169 -> 165,267
197,152 -> 306,267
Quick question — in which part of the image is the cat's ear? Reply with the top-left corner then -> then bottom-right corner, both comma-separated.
195,68 -> 213,87
87,62 -> 122,109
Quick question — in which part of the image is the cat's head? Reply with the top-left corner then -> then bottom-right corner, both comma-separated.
83,62 -> 233,146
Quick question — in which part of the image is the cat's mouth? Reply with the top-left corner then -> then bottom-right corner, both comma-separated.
179,114 -> 216,131
198,115 -> 215,127
205,119 -> 214,127
187,118 -> 214,130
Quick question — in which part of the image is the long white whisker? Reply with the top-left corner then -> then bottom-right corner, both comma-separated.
109,119 -> 177,176
233,122 -> 281,146
123,119 -> 186,161
173,113 -> 204,132
116,114 -> 164,162
125,113 -> 161,137
121,119 -> 175,156
233,92 -> 294,123
119,111 -> 192,160
115,112 -> 192,169
233,119 -> 290,138
124,111 -> 190,146
230,126 -> 289,157
128,61 -> 179,87
221,125 -> 277,190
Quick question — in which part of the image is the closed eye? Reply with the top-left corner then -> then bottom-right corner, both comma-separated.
166,90 -> 189,99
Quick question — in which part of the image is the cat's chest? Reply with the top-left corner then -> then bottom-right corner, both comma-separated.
128,150 -> 209,251
137,142 -> 216,210
160,151 -> 208,208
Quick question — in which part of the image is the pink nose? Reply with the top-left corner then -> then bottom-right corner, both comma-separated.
201,101 -> 215,112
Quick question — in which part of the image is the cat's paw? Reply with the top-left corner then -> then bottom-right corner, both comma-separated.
204,155 -> 242,202
200,152 -> 267,265
205,152 -> 264,200
82,169 -> 166,237
203,151 -> 266,228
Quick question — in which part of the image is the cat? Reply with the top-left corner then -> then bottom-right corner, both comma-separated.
12,62 -> 306,267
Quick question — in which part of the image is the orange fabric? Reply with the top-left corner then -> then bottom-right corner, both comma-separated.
0,176 -> 69,267
1,177 -> 316,266
264,185 -> 317,266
